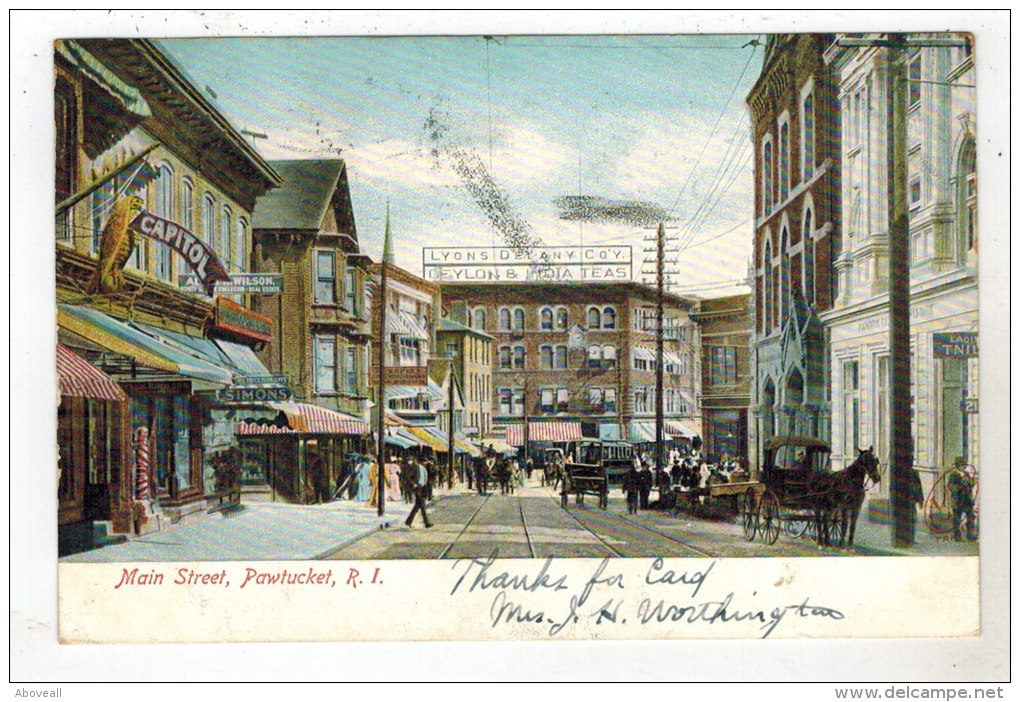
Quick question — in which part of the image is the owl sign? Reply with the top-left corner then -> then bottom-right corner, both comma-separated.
130,211 -> 231,294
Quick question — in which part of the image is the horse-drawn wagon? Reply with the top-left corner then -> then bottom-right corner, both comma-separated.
735,436 -> 881,547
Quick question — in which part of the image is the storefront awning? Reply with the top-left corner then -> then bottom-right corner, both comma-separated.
504,422 -> 583,446
407,426 -> 448,453
477,438 -> 517,456
632,347 -> 655,362
57,305 -> 233,385
629,423 -> 656,444
454,435 -> 481,456
57,343 -> 128,401
385,384 -> 443,402
664,419 -> 698,439
385,431 -> 418,449
271,402 -> 370,435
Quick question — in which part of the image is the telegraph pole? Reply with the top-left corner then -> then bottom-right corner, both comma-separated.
375,206 -> 392,517
655,222 -> 666,474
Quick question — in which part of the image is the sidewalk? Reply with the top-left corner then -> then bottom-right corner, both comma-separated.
59,494 -> 418,563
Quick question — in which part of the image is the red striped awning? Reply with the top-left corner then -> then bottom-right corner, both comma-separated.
237,422 -> 293,436
504,422 -> 583,446
57,344 -> 128,401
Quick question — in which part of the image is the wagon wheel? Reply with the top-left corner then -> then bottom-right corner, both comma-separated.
826,509 -> 846,548
740,489 -> 758,542
784,514 -> 811,539
758,491 -> 781,545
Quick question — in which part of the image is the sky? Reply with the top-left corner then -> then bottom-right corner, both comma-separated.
161,33 -> 762,298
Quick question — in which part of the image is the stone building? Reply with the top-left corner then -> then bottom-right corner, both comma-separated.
746,33 -> 841,468
821,35 -> 977,493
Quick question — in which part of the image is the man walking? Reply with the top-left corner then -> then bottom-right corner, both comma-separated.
405,458 -> 433,529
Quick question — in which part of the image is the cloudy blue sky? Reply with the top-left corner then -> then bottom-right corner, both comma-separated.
161,33 -> 761,297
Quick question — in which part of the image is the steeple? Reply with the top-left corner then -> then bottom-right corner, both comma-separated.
383,202 -> 395,266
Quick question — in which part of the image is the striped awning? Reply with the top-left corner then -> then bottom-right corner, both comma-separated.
237,422 -> 293,436
629,423 -> 656,443
632,347 -> 656,362
665,419 -> 699,439
263,402 -> 370,435
504,422 -> 583,446
407,426 -> 448,453
57,344 -> 128,401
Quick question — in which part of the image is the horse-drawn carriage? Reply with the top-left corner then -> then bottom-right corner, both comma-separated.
734,437 -> 881,547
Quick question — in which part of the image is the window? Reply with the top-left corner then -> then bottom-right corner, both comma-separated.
763,137 -> 774,214
220,206 -> 233,270
588,387 -> 604,409
763,240 -> 772,331
498,346 -> 512,370
605,388 -> 617,413
473,308 -> 487,331
876,354 -> 890,464
343,266 -> 358,313
803,208 -> 815,304
315,250 -> 337,304
152,165 -> 175,280
556,307 -> 568,330
540,307 -> 553,330
780,227 -> 790,319
556,388 -> 569,412
498,388 -> 513,415
201,195 -> 215,243
498,307 -> 511,331
587,345 -> 602,369
540,344 -> 553,369
314,336 -> 338,393
513,308 -> 525,332
513,345 -> 526,370
802,88 -> 815,179
602,306 -> 616,329
236,218 -> 248,272
540,388 -> 555,412
555,345 -> 568,369
398,337 -> 421,365
842,360 -> 860,455
181,178 -> 194,232
710,347 -> 738,385
345,347 -> 359,394
602,345 -> 617,368
959,139 -> 977,254
586,306 -> 601,329
909,176 -> 922,211
446,342 -> 458,359
909,52 -> 922,109
55,75 -> 77,243
779,116 -> 790,201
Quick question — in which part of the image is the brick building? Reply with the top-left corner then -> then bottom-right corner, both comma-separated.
440,282 -> 701,453
746,33 -> 841,468
691,294 -> 752,465
436,317 -> 494,441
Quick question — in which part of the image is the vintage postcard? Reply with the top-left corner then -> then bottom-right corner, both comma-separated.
12,10 -> 1010,684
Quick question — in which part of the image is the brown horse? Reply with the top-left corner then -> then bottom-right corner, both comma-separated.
817,447 -> 882,547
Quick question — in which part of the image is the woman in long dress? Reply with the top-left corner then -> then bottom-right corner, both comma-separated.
367,460 -> 380,506
385,457 -> 401,501
355,457 -> 373,502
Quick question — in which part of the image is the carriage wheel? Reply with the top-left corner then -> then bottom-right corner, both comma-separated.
740,490 -> 758,542
758,491 -> 781,545
826,510 -> 846,548
784,515 -> 810,539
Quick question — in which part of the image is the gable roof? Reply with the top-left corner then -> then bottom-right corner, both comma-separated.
253,159 -> 355,234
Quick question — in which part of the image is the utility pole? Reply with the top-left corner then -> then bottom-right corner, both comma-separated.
375,205 -> 392,518
655,222 -> 666,474
448,365 -> 456,483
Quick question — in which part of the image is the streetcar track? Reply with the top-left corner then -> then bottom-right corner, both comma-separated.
516,492 -> 537,559
437,492 -> 491,559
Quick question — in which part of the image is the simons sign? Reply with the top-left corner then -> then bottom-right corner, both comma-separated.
131,211 -> 230,293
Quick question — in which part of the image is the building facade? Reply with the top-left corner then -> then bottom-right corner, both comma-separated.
692,294 -> 753,466
746,34 -> 841,469
821,35 -> 977,495
55,39 -> 282,551
436,317 -> 494,441
440,282 -> 701,454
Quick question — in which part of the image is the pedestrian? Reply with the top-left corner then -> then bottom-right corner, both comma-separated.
385,455 -> 401,502
623,463 -> 641,515
638,462 -> 653,510
526,457 -> 534,481
946,457 -> 976,541
405,458 -> 433,529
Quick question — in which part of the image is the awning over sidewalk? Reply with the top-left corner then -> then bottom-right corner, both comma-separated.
57,343 -> 128,401
239,403 -> 369,436
407,426 -> 449,453
664,419 -> 698,439
57,304 -> 234,385
504,422 -> 583,446
477,438 -> 517,456
629,423 -> 655,443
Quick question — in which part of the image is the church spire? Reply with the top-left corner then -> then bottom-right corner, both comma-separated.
383,202 -> 395,266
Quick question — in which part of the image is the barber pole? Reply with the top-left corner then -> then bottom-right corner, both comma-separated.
133,426 -> 151,500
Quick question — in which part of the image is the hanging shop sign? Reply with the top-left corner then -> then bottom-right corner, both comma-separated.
178,273 -> 283,295
933,332 -> 978,359
212,297 -> 274,344
217,386 -> 293,403
130,211 -> 231,294
422,245 -> 632,283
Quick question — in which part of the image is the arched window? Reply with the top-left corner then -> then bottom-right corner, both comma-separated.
236,218 -> 248,272
602,306 -> 616,329
181,178 -> 194,231
540,307 -> 553,330
540,344 -> 553,369
779,117 -> 790,201
513,308 -> 525,332
474,308 -> 487,331
586,306 -> 601,329
498,346 -> 511,370
958,138 -> 977,257
555,345 -> 567,369
587,345 -> 602,368
763,137 -> 774,214
803,208 -> 815,304
802,87 -> 815,179
498,307 -> 511,331
220,206 -> 233,270
201,194 -> 215,243
780,227 -> 790,319
154,164 -> 174,281
513,345 -> 526,370
602,345 -> 617,368
556,307 -> 568,330
763,240 -> 773,331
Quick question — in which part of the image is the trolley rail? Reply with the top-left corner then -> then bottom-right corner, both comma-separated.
438,493 -> 492,560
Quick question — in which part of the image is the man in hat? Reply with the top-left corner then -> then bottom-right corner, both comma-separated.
946,456 -> 976,541
405,457 -> 433,529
